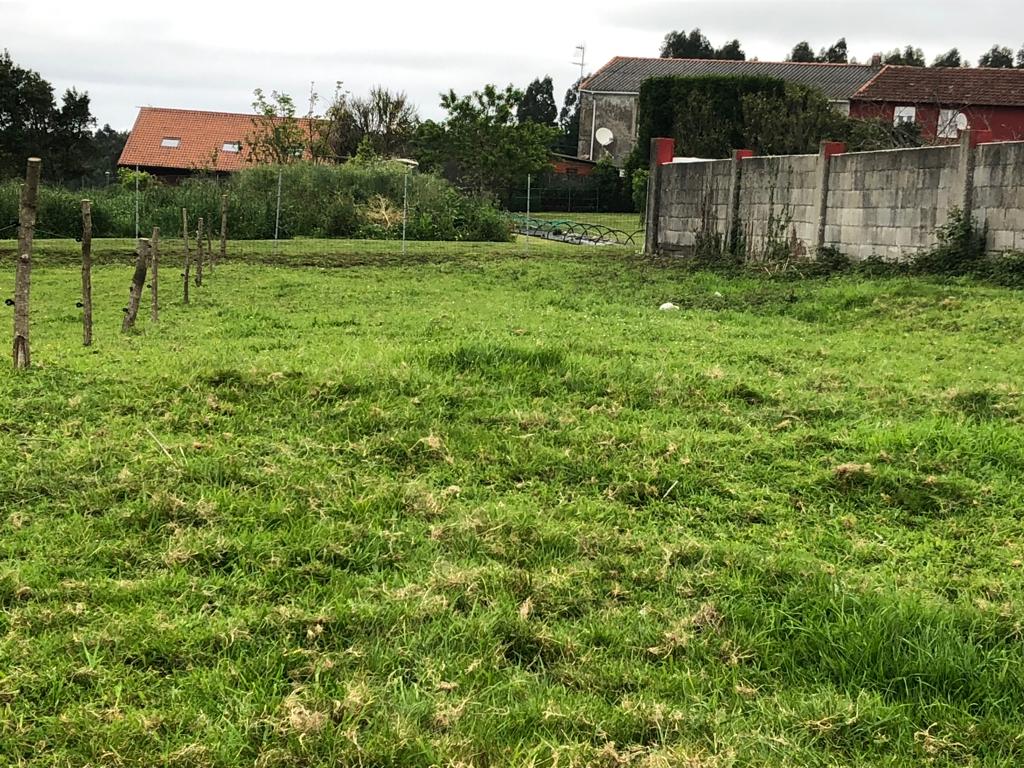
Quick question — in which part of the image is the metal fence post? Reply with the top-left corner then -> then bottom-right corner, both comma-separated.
402,167 -> 409,256
134,165 -> 140,241
273,166 -> 283,256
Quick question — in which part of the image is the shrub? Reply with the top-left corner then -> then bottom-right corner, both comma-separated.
0,161 -> 512,243
631,169 -> 650,215
983,250 -> 1024,288
912,208 -> 986,276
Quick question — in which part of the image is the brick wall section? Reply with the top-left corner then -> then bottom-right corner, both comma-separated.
737,155 -> 819,258
649,138 -> 1024,259
974,142 -> 1024,252
656,161 -> 733,251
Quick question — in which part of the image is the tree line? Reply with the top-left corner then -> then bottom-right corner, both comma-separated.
659,29 -> 1024,69
1,50 -> 128,186
1,47 -> 586,205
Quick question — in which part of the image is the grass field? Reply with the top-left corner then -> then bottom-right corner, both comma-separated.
2,241 -> 1024,766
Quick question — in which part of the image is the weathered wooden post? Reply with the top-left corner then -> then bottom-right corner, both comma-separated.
81,199 -> 93,347
13,157 -> 41,369
195,217 -> 204,287
122,239 -> 151,333
182,208 -> 191,305
205,221 -> 214,274
150,226 -> 160,323
219,193 -> 228,265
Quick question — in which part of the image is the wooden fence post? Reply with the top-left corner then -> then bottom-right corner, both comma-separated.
195,217 -> 204,287
13,157 -> 41,369
182,208 -> 191,305
81,199 -> 93,347
122,239 -> 151,333
219,193 -> 228,265
150,226 -> 160,323
205,221 -> 213,274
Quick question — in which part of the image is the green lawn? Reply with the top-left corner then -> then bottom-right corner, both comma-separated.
2,242 -> 1023,766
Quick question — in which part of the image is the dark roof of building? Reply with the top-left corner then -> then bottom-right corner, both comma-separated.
581,56 -> 881,100
550,152 -> 597,165
853,65 -> 1024,107
118,107 -> 316,172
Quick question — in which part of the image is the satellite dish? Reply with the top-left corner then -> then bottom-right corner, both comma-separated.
595,127 -> 614,147
955,112 -> 969,131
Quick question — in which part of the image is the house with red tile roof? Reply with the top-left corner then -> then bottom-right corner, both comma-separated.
118,107 -> 318,179
850,66 -> 1024,143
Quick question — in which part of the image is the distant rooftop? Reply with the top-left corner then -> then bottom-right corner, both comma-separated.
582,56 -> 881,101
853,65 -> 1024,107
118,107 -> 316,172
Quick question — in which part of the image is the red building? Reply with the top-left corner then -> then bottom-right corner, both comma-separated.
549,153 -> 597,176
850,66 -> 1024,143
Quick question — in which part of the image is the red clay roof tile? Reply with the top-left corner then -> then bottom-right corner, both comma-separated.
118,107 -> 317,172
854,65 -> 1024,107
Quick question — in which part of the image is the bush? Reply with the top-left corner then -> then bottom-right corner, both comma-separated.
983,250 -> 1024,288
911,208 -> 986,276
0,161 -> 512,243
631,169 -> 650,215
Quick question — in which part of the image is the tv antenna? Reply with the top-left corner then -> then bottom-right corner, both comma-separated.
573,44 -> 587,85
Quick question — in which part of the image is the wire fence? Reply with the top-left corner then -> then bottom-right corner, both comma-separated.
1,166 -> 648,260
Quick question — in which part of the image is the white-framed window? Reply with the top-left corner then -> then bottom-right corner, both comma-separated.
222,141 -> 241,153
893,106 -> 917,126
938,109 -> 967,139
160,137 -> 181,148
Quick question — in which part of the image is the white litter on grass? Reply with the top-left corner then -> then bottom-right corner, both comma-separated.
659,303 -> 680,311
713,292 -> 724,298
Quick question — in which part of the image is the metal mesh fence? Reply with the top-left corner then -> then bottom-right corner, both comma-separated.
0,165 -> 648,263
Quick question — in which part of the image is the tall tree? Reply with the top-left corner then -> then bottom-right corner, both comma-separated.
351,87 -> 419,157
660,29 -> 745,60
788,42 -> 817,63
0,49 -> 58,179
931,48 -> 964,67
517,76 -> 557,127
247,89 -> 307,164
88,125 -> 129,182
715,39 -> 746,61
556,75 -> 587,156
819,38 -> 849,64
414,84 -> 557,198
979,45 -> 1015,68
1017,46 -> 1024,68
660,29 -> 715,59
50,88 -> 96,183
882,46 -> 926,66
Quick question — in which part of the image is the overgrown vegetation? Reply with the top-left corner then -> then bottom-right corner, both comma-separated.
1,246 -> 1023,765
681,205 -> 1024,288
0,161 -> 511,242
629,75 -> 922,170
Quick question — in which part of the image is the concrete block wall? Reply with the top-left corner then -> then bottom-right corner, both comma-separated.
825,146 -> 960,261
974,142 -> 1024,252
656,160 -> 733,250
648,137 -> 1024,260
738,155 -> 819,258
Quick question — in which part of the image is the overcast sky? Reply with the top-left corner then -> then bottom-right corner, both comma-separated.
4,0 -> 1022,131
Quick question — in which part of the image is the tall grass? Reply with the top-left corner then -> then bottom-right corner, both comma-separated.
0,161 -> 511,242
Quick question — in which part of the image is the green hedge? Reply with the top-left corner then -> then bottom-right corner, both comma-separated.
628,74 -> 922,173
0,161 -> 511,242
634,75 -> 790,165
